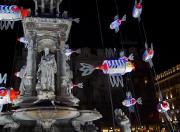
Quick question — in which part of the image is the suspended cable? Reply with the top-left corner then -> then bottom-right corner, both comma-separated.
136,3 -> 161,99
110,0 -> 142,129
149,66 -> 162,98
111,0 -> 127,96
113,0 -> 119,15
139,20 -> 148,43
95,0 -> 104,48
137,8 -> 174,131
162,113 -> 174,132
150,65 -> 174,132
112,0 -> 126,50
137,20 -> 146,47
95,0 -> 116,131
135,4 -> 167,130
124,27 -> 142,128
139,20 -> 174,130
128,74 -> 142,126
111,0 -> 143,128
136,3 -> 163,103
106,78 -> 116,131
112,0 -> 127,96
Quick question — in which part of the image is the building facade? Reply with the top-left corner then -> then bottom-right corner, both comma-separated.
72,47 -> 159,132
156,64 -> 180,131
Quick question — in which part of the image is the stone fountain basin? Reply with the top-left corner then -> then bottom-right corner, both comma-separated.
12,106 -> 80,121
12,107 -> 102,123
75,110 -> 102,122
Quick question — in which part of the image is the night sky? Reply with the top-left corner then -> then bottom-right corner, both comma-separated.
0,1 -> 179,86
0,0 -> 179,129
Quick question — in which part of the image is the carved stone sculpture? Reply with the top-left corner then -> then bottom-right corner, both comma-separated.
72,120 -> 83,132
114,108 -> 131,132
83,122 -> 98,132
37,119 -> 56,130
33,0 -> 63,15
17,65 -> 31,96
72,121 -> 98,132
1,1 -> 103,131
66,80 -> 74,96
36,47 -> 57,92
0,114 -> 20,129
62,11 -> 68,19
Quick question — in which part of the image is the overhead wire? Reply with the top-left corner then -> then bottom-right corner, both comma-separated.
111,0 -> 127,98
139,19 -> 148,43
137,0 -> 162,105
137,3 -> 174,131
112,0 -> 143,128
151,65 -> 174,132
95,0 -> 116,131
112,0 -> 127,99
128,74 -> 142,127
95,0 -> 104,48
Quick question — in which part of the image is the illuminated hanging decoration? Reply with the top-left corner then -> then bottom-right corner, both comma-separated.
157,89 -> 173,123
157,101 -> 170,113
132,0 -> 142,20
142,42 -> 154,68
64,48 -> 81,60
122,91 -> 142,112
157,101 -> 172,121
79,53 -> 135,87
70,82 -> 83,89
0,5 -> 29,30
0,87 -> 19,112
65,48 -> 81,57
110,14 -> 126,33
66,82 -> 83,95
17,36 -> 31,48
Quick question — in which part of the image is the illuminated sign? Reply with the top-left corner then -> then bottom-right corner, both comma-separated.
0,73 -> 7,84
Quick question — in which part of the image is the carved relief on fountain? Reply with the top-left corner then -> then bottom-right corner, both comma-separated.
33,0 -> 63,16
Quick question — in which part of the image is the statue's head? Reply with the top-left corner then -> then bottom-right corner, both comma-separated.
44,47 -> 49,56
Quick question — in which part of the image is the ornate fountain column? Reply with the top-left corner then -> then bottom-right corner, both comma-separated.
21,17 -> 72,101
0,1 -> 102,131
56,39 -> 80,106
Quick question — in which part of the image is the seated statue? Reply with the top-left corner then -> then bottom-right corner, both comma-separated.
114,108 -> 131,132
36,47 -> 57,92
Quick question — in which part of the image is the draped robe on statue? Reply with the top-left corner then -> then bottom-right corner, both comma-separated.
37,53 -> 57,92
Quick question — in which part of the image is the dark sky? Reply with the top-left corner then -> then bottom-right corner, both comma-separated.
0,0 -> 179,86
0,0 -> 178,128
